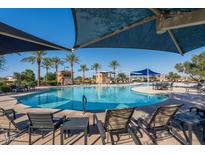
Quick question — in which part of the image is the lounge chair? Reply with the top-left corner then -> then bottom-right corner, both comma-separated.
135,104 -> 186,144
0,108 -> 28,144
27,112 -> 66,145
94,108 -> 142,145
185,83 -> 203,93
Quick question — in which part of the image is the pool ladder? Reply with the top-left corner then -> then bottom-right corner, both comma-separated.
82,95 -> 96,125
82,95 -> 87,112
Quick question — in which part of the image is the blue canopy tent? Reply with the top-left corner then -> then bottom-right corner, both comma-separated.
130,68 -> 160,82
72,8 -> 205,55
0,22 -> 71,55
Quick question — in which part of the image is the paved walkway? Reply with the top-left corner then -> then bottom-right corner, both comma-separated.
0,86 -> 205,145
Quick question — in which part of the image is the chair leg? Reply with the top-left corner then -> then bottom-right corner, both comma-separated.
106,132 -> 109,143
203,125 -> 205,142
29,127 -> 32,145
6,131 -> 10,143
110,133 -> 115,145
53,130 -> 55,145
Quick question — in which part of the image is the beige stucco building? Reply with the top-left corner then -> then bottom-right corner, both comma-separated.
56,71 -> 72,85
96,72 -> 110,84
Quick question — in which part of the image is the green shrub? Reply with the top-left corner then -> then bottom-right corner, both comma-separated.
0,81 -> 4,86
0,86 -> 11,93
46,80 -> 57,86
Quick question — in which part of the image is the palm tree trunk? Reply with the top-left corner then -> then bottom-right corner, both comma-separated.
55,64 -> 58,82
113,68 -> 116,82
46,67 -> 48,84
37,62 -> 41,86
83,71 -> 85,82
71,64 -> 74,84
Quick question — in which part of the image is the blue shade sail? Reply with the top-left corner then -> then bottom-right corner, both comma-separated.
130,68 -> 160,76
0,22 -> 71,55
72,8 -> 205,54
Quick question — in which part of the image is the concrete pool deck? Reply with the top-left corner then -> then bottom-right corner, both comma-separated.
0,85 -> 205,145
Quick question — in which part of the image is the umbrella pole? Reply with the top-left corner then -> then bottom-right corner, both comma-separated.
147,69 -> 150,83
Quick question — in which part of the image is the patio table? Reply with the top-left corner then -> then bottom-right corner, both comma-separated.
174,112 -> 205,145
60,117 -> 89,145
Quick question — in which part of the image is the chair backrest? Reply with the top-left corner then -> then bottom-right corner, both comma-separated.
104,108 -> 135,131
148,104 -> 183,128
27,112 -> 54,129
0,108 -> 18,130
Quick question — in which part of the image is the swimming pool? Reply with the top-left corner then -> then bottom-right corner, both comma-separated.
18,85 -> 168,111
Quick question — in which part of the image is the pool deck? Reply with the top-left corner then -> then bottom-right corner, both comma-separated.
0,84 -> 205,145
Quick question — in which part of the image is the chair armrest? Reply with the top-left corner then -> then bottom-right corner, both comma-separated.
96,120 -> 106,145
189,106 -> 198,112
5,109 -> 16,120
189,107 -> 205,118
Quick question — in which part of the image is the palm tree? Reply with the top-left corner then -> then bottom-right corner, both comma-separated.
79,64 -> 89,81
21,51 -> 47,86
91,63 -> 101,74
42,58 -> 52,83
65,53 -> 80,84
51,56 -> 64,78
109,60 -> 120,80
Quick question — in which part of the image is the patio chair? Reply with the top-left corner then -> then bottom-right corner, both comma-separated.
189,106 -> 205,141
94,108 -> 142,145
27,112 -> 66,145
135,104 -> 186,144
0,108 -> 28,144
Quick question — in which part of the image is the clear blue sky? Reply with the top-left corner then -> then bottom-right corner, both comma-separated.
0,8 -> 204,78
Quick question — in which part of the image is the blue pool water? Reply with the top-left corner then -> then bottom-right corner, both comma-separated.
18,85 -> 168,111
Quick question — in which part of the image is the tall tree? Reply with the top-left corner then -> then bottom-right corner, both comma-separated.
42,58 -> 52,83
166,72 -> 181,82
117,73 -> 127,82
79,64 -> 89,81
13,72 -> 22,86
109,60 -> 120,80
21,69 -> 36,85
0,56 -> 6,71
65,53 -> 79,84
175,51 -> 205,81
21,51 -> 47,86
91,63 -> 101,74
51,56 -> 64,75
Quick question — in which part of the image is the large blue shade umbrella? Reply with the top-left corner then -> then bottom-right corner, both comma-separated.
130,68 -> 160,82
130,68 -> 160,76
0,22 -> 71,55
72,8 -> 205,55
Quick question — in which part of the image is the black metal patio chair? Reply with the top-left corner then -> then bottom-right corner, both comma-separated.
135,104 -> 186,144
94,108 -> 142,145
27,112 -> 66,145
189,106 -> 205,141
0,108 -> 28,144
